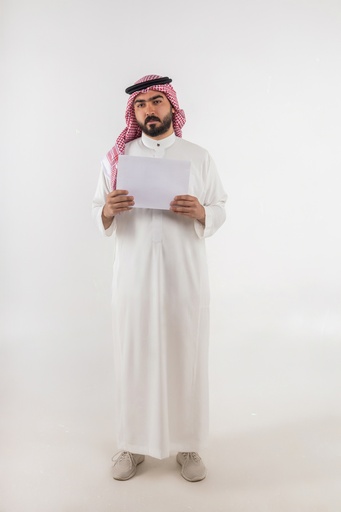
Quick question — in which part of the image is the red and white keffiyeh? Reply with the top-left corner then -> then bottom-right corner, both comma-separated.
106,75 -> 186,190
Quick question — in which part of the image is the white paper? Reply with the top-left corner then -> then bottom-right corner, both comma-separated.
117,155 -> 190,210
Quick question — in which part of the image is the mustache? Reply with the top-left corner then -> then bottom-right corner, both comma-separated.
145,116 -> 161,124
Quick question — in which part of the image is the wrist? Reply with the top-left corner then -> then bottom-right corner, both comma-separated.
197,206 -> 206,225
102,206 -> 114,220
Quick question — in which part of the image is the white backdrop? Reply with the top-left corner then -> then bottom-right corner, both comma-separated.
1,0 -> 341,510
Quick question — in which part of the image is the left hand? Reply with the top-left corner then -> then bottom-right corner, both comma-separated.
170,195 -> 206,225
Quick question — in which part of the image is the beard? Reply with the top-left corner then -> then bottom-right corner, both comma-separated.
137,109 -> 173,137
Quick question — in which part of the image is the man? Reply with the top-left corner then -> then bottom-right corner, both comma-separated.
92,75 -> 227,482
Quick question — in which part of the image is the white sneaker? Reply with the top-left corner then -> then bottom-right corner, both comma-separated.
176,452 -> 207,482
111,451 -> 145,480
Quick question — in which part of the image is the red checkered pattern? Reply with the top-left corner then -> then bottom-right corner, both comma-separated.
106,75 -> 186,190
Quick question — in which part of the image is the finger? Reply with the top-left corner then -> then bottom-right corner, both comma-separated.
170,199 -> 193,207
113,189 -> 129,195
113,202 -> 134,210
173,195 -> 195,201
108,205 -> 134,216
107,190 -> 130,199
112,206 -> 134,215
109,195 -> 134,204
171,206 -> 195,214
171,210 -> 195,219
107,198 -> 134,213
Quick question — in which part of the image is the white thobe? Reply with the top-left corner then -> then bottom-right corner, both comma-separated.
92,132 -> 227,459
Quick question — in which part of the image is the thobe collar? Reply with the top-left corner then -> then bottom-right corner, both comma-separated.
141,132 -> 176,150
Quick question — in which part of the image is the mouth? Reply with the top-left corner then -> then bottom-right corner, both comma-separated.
146,118 -> 160,125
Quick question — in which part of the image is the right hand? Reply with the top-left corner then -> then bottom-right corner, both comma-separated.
102,190 -> 135,219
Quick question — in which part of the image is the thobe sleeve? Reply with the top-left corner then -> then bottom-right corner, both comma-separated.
194,153 -> 227,239
92,160 -> 117,237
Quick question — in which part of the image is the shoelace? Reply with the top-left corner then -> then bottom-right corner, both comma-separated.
181,452 -> 201,463
111,451 -> 135,466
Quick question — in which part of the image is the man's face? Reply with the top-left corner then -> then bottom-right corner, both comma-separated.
133,90 -> 174,139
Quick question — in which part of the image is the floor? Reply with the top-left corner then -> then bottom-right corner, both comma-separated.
1,325 -> 340,512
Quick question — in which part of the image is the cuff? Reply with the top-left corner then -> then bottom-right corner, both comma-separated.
97,206 -> 116,237
194,206 -> 212,239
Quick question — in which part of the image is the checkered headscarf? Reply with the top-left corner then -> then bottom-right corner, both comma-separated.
106,75 -> 186,190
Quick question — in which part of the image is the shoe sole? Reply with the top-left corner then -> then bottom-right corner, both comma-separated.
176,456 -> 207,482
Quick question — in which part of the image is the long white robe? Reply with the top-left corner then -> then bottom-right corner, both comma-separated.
92,132 -> 227,459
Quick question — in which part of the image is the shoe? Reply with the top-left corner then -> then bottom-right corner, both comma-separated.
111,451 -> 145,480
176,452 -> 207,482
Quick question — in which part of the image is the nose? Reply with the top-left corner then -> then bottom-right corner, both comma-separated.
145,103 -> 155,117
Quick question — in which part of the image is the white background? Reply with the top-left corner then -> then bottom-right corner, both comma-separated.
1,0 -> 341,510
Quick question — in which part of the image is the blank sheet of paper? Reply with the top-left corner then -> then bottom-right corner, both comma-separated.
117,155 -> 190,210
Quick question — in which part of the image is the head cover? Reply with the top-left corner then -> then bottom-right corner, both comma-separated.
106,74 -> 186,190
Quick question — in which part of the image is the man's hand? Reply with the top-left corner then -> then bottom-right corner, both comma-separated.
102,190 -> 134,229
170,195 -> 206,226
